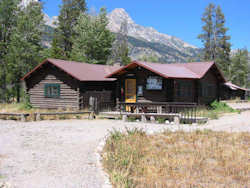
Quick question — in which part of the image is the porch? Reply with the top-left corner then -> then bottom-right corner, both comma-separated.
98,102 -> 208,124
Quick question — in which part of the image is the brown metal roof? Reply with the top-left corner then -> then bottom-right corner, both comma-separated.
224,82 -> 250,91
106,60 -> 226,81
21,58 -> 120,81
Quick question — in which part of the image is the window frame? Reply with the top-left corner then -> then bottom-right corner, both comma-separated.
44,83 -> 61,98
146,76 -> 163,90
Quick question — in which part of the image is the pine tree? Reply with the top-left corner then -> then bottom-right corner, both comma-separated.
198,4 -> 231,78
214,6 -> 231,78
230,49 -> 249,87
198,3 -> 216,61
50,0 -> 87,60
0,0 -> 20,102
110,20 -> 131,65
71,8 -> 114,64
6,1 -> 44,102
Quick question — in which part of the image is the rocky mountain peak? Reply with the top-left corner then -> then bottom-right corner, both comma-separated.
20,0 -> 39,7
109,8 -> 133,22
107,8 -> 197,51
107,8 -> 134,33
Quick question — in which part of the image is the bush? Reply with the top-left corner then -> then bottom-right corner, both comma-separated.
156,117 -> 165,124
127,116 -> 137,122
210,101 -> 235,113
22,93 -> 32,110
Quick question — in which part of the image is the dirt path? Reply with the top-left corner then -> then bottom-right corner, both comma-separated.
0,111 -> 249,188
205,111 -> 250,132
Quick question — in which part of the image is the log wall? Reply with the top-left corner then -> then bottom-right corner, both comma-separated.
25,64 -> 80,109
198,69 -> 218,104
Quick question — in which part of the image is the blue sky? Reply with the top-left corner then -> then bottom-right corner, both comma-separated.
42,0 -> 250,50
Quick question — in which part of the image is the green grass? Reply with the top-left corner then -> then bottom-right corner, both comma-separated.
156,117 -> 165,124
127,116 -> 137,122
196,101 -> 239,120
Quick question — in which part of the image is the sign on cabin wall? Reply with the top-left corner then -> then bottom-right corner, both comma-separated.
146,76 -> 162,90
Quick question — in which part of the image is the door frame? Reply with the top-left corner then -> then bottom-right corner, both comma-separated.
125,79 -> 137,103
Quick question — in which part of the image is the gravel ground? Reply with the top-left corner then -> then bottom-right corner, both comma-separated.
0,111 -> 250,188
226,101 -> 250,110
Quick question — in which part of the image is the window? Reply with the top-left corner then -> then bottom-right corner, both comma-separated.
146,76 -> 162,90
44,84 -> 60,98
137,85 -> 143,96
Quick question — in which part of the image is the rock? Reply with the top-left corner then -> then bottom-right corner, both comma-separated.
174,116 -> 180,125
141,115 -> 147,123
0,182 -> 12,188
150,116 -> 156,123
122,115 -> 128,122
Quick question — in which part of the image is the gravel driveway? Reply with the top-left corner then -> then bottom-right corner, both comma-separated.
0,111 -> 250,188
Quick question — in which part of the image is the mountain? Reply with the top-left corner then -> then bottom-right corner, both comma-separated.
20,0 -> 37,7
21,0 -> 57,27
22,1 -> 200,62
107,8 -> 200,62
43,14 -> 58,28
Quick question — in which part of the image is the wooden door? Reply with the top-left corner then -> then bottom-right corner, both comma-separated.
125,79 -> 136,103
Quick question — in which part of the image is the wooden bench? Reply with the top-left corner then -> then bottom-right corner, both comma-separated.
34,111 -> 93,121
0,113 -> 30,122
121,112 -> 181,124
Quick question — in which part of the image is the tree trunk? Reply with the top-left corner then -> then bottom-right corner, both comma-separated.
16,82 -> 20,103
1,66 -> 7,103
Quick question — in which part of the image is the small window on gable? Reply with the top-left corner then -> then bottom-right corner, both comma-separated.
44,84 -> 60,98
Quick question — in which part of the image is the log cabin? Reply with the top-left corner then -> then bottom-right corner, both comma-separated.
21,58 -> 120,109
106,60 -> 226,105
21,58 -> 247,110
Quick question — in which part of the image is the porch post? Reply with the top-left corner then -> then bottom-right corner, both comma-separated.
115,80 -> 120,111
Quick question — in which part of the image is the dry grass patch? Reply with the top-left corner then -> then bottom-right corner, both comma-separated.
102,129 -> 250,188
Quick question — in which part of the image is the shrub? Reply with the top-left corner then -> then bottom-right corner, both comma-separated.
156,117 -> 165,124
18,93 -> 32,110
210,101 -> 235,113
127,116 -> 137,122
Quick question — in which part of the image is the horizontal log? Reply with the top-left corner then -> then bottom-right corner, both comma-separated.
34,111 -> 91,116
0,113 -> 29,116
30,93 -> 78,96
30,88 -> 77,91
30,96 -> 78,100
31,101 -> 78,105
31,104 -> 78,108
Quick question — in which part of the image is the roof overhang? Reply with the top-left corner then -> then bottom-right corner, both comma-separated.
106,60 -> 227,81
106,60 -> 195,79
21,58 -> 117,82
224,82 -> 250,91
210,63 -> 227,83
20,59 -> 83,81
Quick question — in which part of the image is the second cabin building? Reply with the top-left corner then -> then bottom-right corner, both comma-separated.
106,60 -> 226,105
